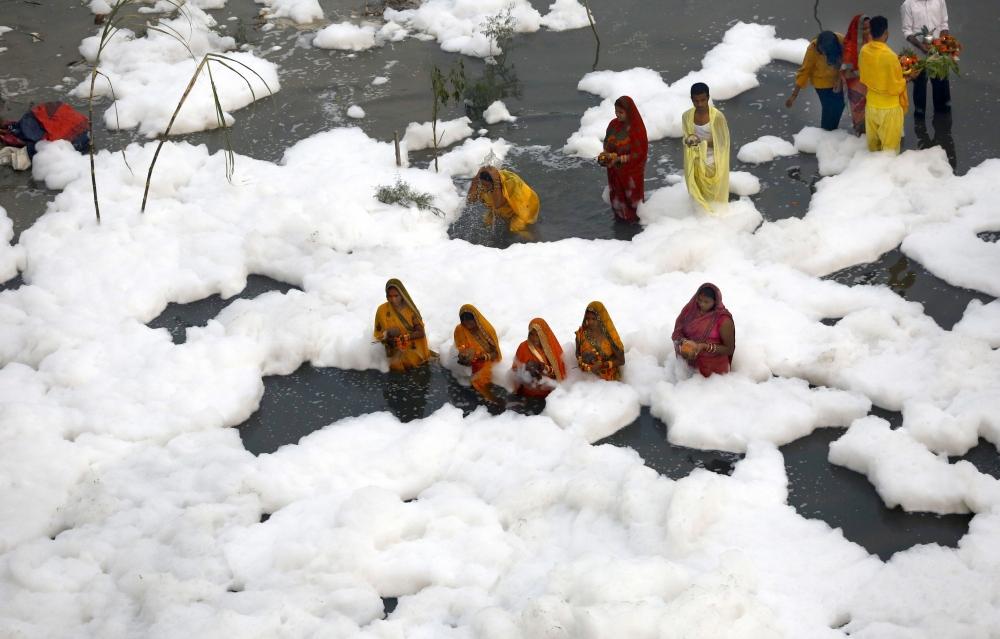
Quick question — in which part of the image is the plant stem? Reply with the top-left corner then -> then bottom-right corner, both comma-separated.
582,0 -> 600,71
88,68 -> 101,224
141,56 -> 209,213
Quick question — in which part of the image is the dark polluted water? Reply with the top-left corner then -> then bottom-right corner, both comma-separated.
3,0 -> 999,561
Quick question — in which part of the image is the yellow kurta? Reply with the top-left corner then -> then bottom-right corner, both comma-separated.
795,35 -> 845,89
477,170 -> 539,232
860,40 -> 907,152
859,41 -> 908,109
682,106 -> 730,213
374,301 -> 430,372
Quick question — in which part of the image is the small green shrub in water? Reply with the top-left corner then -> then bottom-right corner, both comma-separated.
481,5 -> 517,65
375,179 -> 443,216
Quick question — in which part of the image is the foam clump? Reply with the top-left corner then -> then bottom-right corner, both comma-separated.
72,4 -> 280,138
653,374 -> 870,453
729,171 -> 761,196
954,299 -> 1000,348
829,416 -> 1000,514
737,135 -> 797,164
402,116 -> 474,152
792,126 -> 867,175
0,206 -> 25,282
313,22 -> 378,51
384,0 -> 589,58
346,105 -> 366,119
543,379 -> 641,442
258,0 -> 324,24
483,100 -> 517,124
538,0 -> 593,31
843,541 -> 1000,638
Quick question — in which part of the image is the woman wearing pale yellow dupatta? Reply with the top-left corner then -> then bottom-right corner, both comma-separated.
513,318 -> 566,398
373,279 -> 431,372
454,304 -> 502,403
575,302 -> 625,382
682,83 -> 730,213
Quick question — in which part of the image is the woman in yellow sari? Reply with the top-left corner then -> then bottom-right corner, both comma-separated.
453,304 -> 502,403
466,165 -> 539,234
682,83 -> 730,213
373,278 -> 431,372
575,301 -> 625,381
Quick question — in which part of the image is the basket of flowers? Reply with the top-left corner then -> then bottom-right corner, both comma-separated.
899,49 -> 921,78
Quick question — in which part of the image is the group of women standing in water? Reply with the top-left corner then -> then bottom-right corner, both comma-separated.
374,279 -> 736,407
467,84 -> 732,235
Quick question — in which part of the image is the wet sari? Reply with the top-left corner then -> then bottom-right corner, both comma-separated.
843,14 -> 870,135
575,302 -> 625,381
602,96 -> 648,223
671,283 -> 734,377
453,304 -> 502,399
470,167 -> 539,233
682,106 -> 730,213
373,278 -> 431,372
513,318 -> 566,398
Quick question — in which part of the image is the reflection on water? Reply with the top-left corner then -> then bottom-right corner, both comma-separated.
825,249 -> 991,330
886,253 -> 916,296
239,362 -> 546,455
914,113 -> 957,170
0,274 -> 23,291
383,364 -> 432,423
464,63 -> 521,120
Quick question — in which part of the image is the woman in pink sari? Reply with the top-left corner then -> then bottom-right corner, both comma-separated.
672,283 -> 735,377
598,96 -> 648,223
842,14 -> 871,136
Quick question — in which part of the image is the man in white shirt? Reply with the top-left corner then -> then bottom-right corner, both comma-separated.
901,0 -> 951,116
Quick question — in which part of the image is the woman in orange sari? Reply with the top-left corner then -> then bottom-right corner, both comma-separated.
454,304 -> 502,403
512,318 -> 566,398
575,301 -> 625,381
598,96 -> 648,223
672,283 -> 735,377
842,14 -> 871,135
373,278 -> 431,372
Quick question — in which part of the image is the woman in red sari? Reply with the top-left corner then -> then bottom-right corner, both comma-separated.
672,283 -> 735,377
598,96 -> 648,223
512,318 -> 566,398
842,14 -> 871,136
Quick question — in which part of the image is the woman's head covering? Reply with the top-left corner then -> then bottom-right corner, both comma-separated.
843,14 -> 869,68
459,303 -> 500,355
385,278 -> 422,320
528,318 -> 566,381
671,283 -> 734,362
583,301 -> 624,354
610,96 -> 648,162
